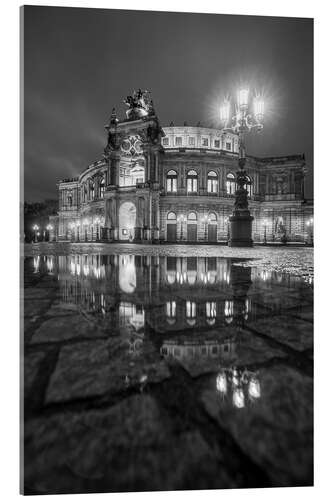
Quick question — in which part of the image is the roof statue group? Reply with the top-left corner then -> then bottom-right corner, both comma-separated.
124,89 -> 155,120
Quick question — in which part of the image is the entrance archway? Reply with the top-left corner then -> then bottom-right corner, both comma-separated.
119,201 -> 136,241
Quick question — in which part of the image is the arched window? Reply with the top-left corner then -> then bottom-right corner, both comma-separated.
209,212 -> 217,223
83,183 -> 88,203
167,211 -> 177,220
89,180 -> 95,200
187,212 -> 197,222
245,176 -> 252,197
166,170 -> 177,193
99,176 -> 105,198
187,170 -> 198,193
207,171 -> 218,193
226,173 -> 236,195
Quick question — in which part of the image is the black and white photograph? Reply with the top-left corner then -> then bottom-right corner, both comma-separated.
21,4 -> 314,495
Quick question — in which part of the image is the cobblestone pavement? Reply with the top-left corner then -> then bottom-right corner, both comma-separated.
23,246 -> 313,494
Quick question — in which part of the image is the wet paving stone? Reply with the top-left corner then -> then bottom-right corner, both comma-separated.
246,315 -> 313,353
45,338 -> 171,404
25,394 -> 236,494
23,245 -> 313,492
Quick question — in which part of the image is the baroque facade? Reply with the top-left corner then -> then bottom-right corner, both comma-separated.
52,91 -> 313,243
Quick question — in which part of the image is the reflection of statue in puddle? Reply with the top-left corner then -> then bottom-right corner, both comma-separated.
118,302 -> 145,356
230,264 -> 252,330
216,367 -> 261,409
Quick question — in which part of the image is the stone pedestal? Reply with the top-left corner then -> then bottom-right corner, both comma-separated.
229,213 -> 253,247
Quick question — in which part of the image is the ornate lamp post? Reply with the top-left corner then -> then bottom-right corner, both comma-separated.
32,224 -> 39,243
83,219 -> 89,242
220,90 -> 264,247
76,221 -> 80,242
263,219 -> 268,245
94,217 -> 101,241
69,222 -> 75,242
306,217 -> 314,246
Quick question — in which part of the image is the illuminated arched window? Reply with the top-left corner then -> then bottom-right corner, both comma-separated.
167,211 -> 177,221
207,171 -> 218,193
187,170 -> 198,193
226,173 -> 236,195
166,170 -> 177,193
187,212 -> 197,222
99,176 -> 105,198
245,176 -> 252,197
209,212 -> 217,223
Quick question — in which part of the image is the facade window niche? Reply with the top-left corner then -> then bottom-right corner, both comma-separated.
166,170 -> 178,193
226,142 -> 232,151
175,137 -> 182,147
187,170 -> 198,193
214,140 -> 220,148
162,137 -> 169,146
207,171 -> 218,193
202,138 -> 209,147
188,137 -> 195,146
99,176 -> 105,198
226,173 -> 236,195
89,181 -> 95,200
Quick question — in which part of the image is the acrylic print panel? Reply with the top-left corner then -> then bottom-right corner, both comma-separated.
22,5 -> 313,494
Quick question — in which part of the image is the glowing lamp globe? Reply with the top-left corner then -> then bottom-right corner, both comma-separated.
254,97 -> 265,123
238,89 -> 249,110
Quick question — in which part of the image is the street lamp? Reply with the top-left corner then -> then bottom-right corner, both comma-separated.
178,214 -> 185,241
83,218 -> 89,242
220,89 -> 264,247
306,217 -> 314,246
76,220 -> 81,242
202,214 -> 210,241
69,222 -> 76,242
32,224 -> 39,243
263,219 -> 268,245
94,217 -> 101,241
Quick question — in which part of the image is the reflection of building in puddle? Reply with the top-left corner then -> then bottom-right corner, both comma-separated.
119,255 -> 136,293
164,297 -> 252,329
216,367 -> 261,409
165,257 -> 231,286
160,338 -> 235,360
119,302 -> 145,332
32,255 -> 56,275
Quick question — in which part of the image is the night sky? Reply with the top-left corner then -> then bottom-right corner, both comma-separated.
24,6 -> 313,202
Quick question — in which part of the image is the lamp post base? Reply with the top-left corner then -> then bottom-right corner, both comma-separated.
228,214 -> 253,247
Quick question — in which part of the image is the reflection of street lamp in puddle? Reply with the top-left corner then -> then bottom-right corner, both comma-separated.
216,367 -> 261,409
